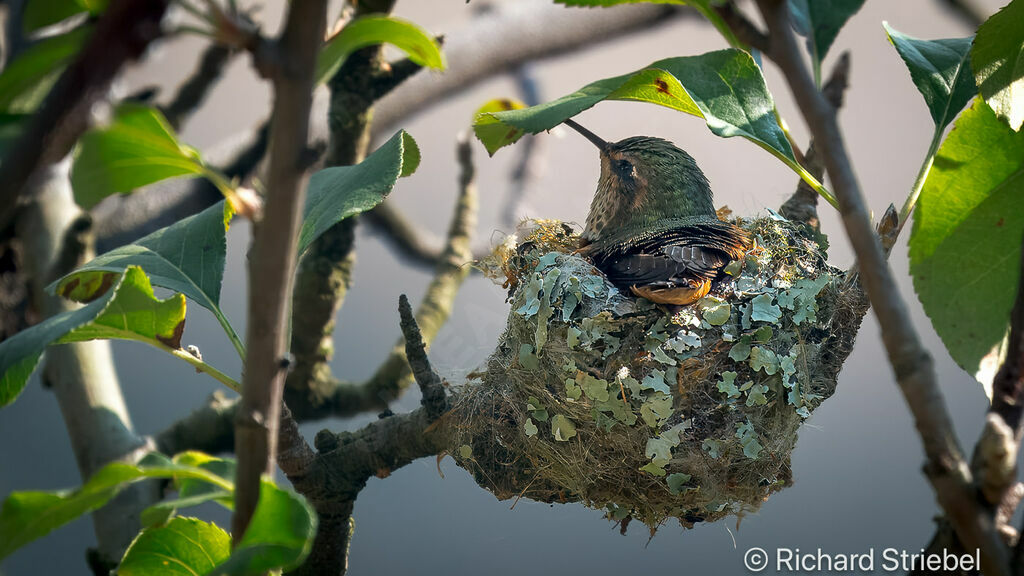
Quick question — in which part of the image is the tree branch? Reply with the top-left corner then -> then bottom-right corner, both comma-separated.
360,135 -> 477,409
17,162 -> 158,569
282,295 -> 449,576
155,136 -> 477,459
232,0 -> 326,542
749,2 -> 1009,574
0,0 -> 169,229
283,0 -> 399,426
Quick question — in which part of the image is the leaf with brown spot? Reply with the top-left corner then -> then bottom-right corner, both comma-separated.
472,50 -> 826,199
472,98 -> 528,154
51,200 -> 240,357
1,267 -> 189,407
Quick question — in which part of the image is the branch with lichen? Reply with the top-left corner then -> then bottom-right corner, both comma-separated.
157,133 -> 478,454
283,0 -> 398,421
359,135 -> 477,409
280,295 -> 449,576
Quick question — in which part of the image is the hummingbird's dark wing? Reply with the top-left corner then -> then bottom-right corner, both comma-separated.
586,220 -> 749,305
597,244 -> 731,287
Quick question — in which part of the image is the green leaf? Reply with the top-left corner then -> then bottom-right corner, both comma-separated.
140,452 -> 236,527
883,23 -> 975,130
140,491 -> 233,529
52,201 -> 241,357
0,454 -> 233,560
119,517 -> 230,576
971,0 -> 1024,130
71,103 -> 208,209
23,0 -> 105,31
212,480 -> 317,576
909,98 -> 1024,391
473,50 -> 817,192
789,0 -> 865,81
1,267 -> 185,407
0,27 -> 88,113
472,98 -> 527,156
316,15 -> 444,85
299,130 -> 419,255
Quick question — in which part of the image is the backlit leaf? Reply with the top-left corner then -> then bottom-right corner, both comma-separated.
119,517 -> 230,576
299,130 -> 419,255
316,15 -> 444,85
211,480 -> 316,576
71,104 -> 207,209
52,201 -> 240,356
1,267 -> 185,407
971,0 -> 1024,130
0,453 -> 232,560
884,23 -> 975,130
909,98 -> 1024,393
0,27 -> 88,113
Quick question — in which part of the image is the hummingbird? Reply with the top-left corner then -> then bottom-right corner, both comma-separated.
564,119 -> 750,306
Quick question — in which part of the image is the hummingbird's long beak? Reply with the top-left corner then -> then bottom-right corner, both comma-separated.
563,119 -> 608,151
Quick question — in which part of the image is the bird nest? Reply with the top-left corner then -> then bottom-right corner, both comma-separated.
446,213 -> 867,531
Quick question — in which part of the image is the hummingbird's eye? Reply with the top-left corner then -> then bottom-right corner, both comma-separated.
615,159 -> 634,178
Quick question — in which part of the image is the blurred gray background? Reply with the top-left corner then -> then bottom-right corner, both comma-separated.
0,0 -> 1010,574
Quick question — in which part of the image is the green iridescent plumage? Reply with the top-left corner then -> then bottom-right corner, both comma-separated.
566,120 -> 748,304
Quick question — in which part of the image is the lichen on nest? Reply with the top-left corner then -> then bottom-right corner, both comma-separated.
449,213 -> 861,531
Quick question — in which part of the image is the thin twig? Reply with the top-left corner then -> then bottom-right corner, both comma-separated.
362,135 -> 477,407
748,2 -> 1010,573
284,0 -> 399,421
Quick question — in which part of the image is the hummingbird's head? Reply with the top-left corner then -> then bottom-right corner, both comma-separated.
564,120 -> 716,243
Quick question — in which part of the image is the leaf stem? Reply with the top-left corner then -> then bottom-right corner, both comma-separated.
759,140 -> 840,209
896,126 -> 944,236
213,308 -> 246,360
201,166 -> 236,198
167,346 -> 242,393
